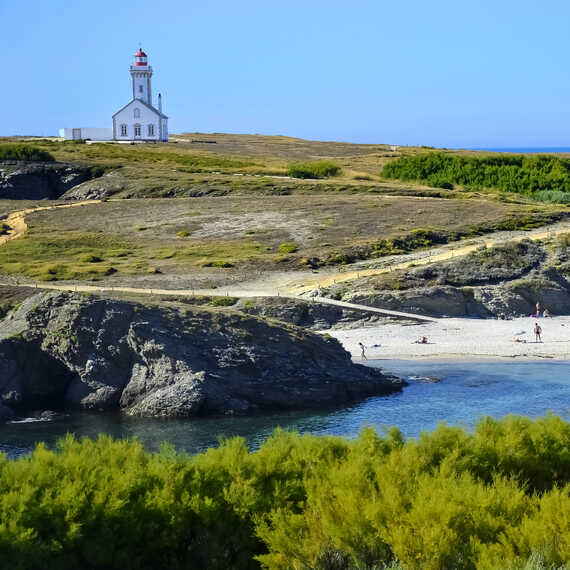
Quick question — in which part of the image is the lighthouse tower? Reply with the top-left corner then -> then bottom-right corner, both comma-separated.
112,48 -> 168,142
130,49 -> 152,104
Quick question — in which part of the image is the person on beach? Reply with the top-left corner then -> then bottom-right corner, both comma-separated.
534,322 -> 542,342
543,308 -> 551,318
359,342 -> 367,360
536,301 -> 541,317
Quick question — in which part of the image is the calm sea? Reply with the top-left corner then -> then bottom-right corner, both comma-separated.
1,360 -> 569,460
470,147 -> 570,154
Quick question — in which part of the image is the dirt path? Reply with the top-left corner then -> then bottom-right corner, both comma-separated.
0,200 -> 101,245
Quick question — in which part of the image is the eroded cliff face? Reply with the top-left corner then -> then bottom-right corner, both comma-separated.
0,163 -> 100,200
0,293 -> 403,420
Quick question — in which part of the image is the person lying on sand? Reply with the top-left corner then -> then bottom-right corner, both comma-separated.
412,336 -> 428,344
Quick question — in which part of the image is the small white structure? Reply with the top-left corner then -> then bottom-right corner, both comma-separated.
59,128 -> 113,141
112,49 -> 168,142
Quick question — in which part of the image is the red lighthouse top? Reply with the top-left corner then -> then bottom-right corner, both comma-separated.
134,48 -> 148,66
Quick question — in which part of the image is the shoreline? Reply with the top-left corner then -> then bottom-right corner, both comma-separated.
328,316 -> 570,362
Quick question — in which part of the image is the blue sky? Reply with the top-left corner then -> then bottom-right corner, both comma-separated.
1,0 -> 569,147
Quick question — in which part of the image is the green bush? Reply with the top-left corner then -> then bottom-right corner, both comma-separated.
0,222 -> 9,235
533,190 -> 570,204
77,253 -> 103,263
202,260 -> 234,268
176,230 -> 190,238
287,161 -> 342,179
0,416 -> 569,569
381,152 -> 570,200
278,242 -> 298,254
0,144 -> 55,162
210,296 -> 238,306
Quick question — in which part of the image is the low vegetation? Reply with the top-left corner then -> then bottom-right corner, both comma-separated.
382,152 -> 570,202
0,415 -> 568,569
287,160 -> 342,179
0,143 -> 55,162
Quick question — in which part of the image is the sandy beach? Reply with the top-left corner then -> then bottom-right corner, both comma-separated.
330,316 -> 570,361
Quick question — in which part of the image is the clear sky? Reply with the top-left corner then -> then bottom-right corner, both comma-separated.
1,0 -> 569,147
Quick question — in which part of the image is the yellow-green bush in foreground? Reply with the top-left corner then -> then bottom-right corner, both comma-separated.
0,415 -> 569,569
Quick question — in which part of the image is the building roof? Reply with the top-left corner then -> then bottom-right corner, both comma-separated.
135,48 -> 147,57
112,97 -> 168,120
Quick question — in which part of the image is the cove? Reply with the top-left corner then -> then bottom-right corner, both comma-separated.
1,360 -> 569,460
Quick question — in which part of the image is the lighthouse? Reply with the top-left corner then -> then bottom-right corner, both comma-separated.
112,48 -> 168,142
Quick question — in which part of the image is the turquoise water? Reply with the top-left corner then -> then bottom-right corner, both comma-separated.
1,360 -> 569,459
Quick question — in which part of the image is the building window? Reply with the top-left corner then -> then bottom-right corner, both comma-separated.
120,124 -> 127,137
134,108 -> 140,118
134,124 -> 141,137
148,124 -> 154,136
139,85 -> 143,93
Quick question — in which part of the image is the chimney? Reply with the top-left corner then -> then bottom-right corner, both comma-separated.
158,93 -> 162,113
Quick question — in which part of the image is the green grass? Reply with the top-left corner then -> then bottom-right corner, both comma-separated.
0,227 -> 271,281
0,143 -> 54,162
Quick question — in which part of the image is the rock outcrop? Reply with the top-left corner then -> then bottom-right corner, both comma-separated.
323,240 -> 570,318
0,162 -> 101,200
0,293 -> 403,420
235,296 -> 402,330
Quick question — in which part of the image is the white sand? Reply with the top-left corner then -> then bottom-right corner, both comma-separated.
329,316 -> 570,361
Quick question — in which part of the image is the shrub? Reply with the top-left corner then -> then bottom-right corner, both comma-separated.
202,260 -> 234,268
0,416 -> 569,568
278,242 -> 298,254
381,152 -> 570,199
176,230 -> 190,238
0,222 -> 9,235
210,296 -> 238,306
287,161 -> 342,179
0,143 -> 55,162
77,253 -> 103,263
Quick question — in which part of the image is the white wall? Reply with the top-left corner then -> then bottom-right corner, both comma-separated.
59,128 -> 113,140
113,100 -> 163,141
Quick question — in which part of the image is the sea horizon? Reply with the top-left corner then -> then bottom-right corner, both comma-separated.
466,146 -> 570,153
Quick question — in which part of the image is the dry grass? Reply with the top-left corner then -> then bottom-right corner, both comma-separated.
0,195 -> 562,283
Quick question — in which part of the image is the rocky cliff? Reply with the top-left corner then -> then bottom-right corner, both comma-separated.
0,292 -> 403,420
0,162 -> 103,200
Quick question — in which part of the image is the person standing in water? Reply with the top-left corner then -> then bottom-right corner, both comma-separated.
534,322 -> 542,342
358,342 -> 367,360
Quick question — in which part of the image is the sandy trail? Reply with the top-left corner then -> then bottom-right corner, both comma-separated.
329,316 -> 570,361
284,219 -> 570,295
0,200 -> 101,245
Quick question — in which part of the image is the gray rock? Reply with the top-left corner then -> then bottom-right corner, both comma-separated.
0,163 -> 100,200
0,292 -> 404,418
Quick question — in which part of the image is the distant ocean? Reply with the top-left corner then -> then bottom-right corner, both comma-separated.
470,147 -> 570,154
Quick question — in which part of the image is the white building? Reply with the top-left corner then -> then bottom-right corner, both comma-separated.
112,49 -> 168,142
58,128 -> 112,141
